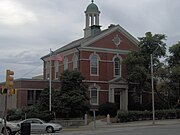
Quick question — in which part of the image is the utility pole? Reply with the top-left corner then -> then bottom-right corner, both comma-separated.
151,54 -> 155,125
3,93 -> 7,135
151,46 -> 159,125
49,49 -> 52,112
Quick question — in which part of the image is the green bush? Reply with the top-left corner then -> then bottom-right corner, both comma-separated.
7,106 -> 53,122
7,109 -> 22,121
118,109 -> 180,122
23,111 -> 52,122
99,102 -> 118,117
155,109 -> 165,119
142,110 -> 152,120
176,109 -> 180,118
118,111 -> 130,122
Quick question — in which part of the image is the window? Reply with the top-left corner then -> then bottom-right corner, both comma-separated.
114,57 -> 121,76
35,91 -> 41,103
45,61 -> 50,79
27,90 -> 34,101
64,57 -> 68,70
27,90 -> 34,106
73,54 -> 78,70
90,54 -> 99,75
54,61 -> 59,79
89,84 -> 100,105
90,88 -> 98,105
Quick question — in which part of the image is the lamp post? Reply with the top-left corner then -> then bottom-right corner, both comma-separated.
150,46 -> 159,125
151,53 -> 155,124
49,49 -> 52,112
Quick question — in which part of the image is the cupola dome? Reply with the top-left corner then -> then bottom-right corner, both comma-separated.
86,1 -> 100,13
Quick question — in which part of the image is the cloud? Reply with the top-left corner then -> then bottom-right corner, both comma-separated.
0,50 -> 43,80
100,0 -> 180,40
0,0 -> 37,25
0,0 -> 180,82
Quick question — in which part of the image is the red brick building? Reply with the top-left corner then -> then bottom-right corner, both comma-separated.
0,78 -> 61,114
1,1 -> 148,113
41,1 -> 139,111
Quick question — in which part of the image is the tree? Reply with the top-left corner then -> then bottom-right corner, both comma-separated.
125,51 -> 149,92
167,42 -> 180,107
124,32 -> 167,110
56,70 -> 90,118
125,32 -> 167,92
36,87 -> 57,111
138,32 -> 166,70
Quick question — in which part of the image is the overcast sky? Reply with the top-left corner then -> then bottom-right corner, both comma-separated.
0,0 -> 179,82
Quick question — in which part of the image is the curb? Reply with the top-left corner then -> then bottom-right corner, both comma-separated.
62,119 -> 180,132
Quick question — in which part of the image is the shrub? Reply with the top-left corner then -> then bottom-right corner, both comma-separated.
176,109 -> 180,118
99,102 -> 118,117
7,106 -> 53,122
7,109 -> 22,121
155,110 -> 165,119
118,109 -> 180,122
118,111 -> 129,122
23,111 -> 53,122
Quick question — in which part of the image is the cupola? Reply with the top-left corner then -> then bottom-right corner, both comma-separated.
84,0 -> 101,38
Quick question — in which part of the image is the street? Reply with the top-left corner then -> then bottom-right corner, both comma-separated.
32,123 -> 180,135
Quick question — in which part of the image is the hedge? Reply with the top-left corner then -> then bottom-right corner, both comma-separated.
118,109 -> 180,122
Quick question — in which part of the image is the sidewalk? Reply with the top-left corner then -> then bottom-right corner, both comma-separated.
63,119 -> 180,131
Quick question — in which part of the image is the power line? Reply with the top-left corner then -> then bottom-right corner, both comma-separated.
20,63 -> 43,78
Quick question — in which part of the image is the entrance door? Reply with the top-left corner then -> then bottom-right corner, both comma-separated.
114,88 -> 121,110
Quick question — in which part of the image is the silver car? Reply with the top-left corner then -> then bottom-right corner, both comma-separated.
0,118 -> 20,135
19,118 -> 62,133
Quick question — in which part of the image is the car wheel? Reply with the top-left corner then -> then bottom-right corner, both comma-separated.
46,126 -> 54,133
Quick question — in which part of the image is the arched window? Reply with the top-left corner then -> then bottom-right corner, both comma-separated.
113,56 -> 121,77
64,57 -> 68,70
72,54 -> 78,70
90,53 -> 99,75
54,61 -> 59,79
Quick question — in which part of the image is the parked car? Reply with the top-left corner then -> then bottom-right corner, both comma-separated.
0,118 -> 20,135
18,118 -> 62,133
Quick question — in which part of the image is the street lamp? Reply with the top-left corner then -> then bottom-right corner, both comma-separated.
150,53 -> 155,124
49,49 -> 52,112
150,46 -> 159,125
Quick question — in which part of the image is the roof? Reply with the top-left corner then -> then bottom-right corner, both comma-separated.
41,37 -> 89,59
41,24 -> 139,60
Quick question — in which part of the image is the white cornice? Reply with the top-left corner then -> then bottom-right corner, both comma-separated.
81,46 -> 131,54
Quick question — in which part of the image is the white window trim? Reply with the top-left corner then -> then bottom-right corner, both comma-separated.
89,84 -> 100,105
113,55 -> 122,77
89,53 -> 100,76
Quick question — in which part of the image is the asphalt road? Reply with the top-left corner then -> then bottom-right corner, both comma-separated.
32,123 -> 180,135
